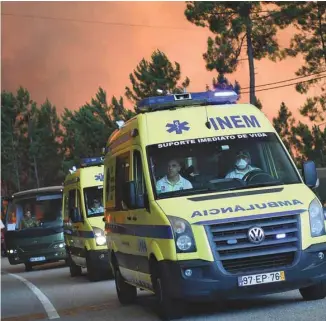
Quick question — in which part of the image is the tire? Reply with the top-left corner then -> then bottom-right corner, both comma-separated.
300,280 -> 326,301
86,254 -> 102,282
152,261 -> 184,320
114,265 -> 137,305
68,255 -> 82,277
24,263 -> 33,272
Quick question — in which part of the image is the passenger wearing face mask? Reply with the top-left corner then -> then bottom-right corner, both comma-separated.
225,150 -> 259,180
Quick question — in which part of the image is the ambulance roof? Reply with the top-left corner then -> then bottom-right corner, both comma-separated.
64,157 -> 104,188
107,88 -> 276,150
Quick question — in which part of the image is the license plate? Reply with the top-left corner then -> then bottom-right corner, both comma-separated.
29,256 -> 46,262
238,271 -> 285,287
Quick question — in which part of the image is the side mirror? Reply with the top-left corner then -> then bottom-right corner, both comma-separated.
302,160 -> 318,189
122,181 -> 149,210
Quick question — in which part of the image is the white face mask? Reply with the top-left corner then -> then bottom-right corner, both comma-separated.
236,158 -> 248,170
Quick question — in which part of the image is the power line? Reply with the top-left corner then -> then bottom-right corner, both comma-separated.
241,70 -> 326,90
241,75 -> 326,94
1,12 -> 200,31
0,8 -> 295,30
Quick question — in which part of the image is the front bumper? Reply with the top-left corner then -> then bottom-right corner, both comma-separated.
88,249 -> 110,270
160,243 -> 326,301
7,248 -> 67,265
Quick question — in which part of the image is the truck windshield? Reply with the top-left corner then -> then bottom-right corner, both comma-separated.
7,194 -> 63,230
83,186 -> 104,217
147,132 -> 301,199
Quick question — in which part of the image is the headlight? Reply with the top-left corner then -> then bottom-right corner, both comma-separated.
167,216 -> 196,253
309,198 -> 326,237
53,242 -> 65,249
8,249 -> 17,254
92,226 -> 106,246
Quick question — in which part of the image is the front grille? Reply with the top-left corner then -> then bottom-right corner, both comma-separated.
207,214 -> 300,274
19,243 -> 51,252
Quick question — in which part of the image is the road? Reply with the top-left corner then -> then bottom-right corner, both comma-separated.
1,258 -> 325,321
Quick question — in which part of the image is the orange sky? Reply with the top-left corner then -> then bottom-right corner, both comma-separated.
1,1 -> 318,124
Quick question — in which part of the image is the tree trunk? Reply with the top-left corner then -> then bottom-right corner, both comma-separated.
11,122 -> 20,192
246,19 -> 256,105
30,136 -> 40,189
316,3 -> 326,65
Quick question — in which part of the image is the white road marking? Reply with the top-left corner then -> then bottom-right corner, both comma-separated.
8,273 -> 60,319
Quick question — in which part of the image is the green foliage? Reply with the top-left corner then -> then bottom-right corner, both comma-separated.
61,87 -> 135,173
273,102 -> 326,167
277,1 -> 326,122
1,88 -> 64,194
272,102 -> 295,153
125,49 -> 190,104
185,1 -> 285,104
291,123 -> 326,167
206,73 -> 241,95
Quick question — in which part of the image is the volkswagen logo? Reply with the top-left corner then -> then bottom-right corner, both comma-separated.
248,226 -> 265,244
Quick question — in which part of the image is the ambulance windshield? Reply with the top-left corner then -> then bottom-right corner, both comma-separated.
147,132 -> 301,199
84,186 -> 104,217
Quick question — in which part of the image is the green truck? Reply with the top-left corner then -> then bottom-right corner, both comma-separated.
4,186 -> 67,271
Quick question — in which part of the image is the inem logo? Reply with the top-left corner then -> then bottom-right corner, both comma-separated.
209,115 -> 261,130
166,120 -> 190,135
95,173 -> 104,181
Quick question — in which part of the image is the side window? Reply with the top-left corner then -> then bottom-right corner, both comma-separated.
105,167 -> 110,203
68,189 -> 76,218
77,191 -> 83,217
63,194 -> 69,221
115,152 -> 130,210
133,150 -> 145,196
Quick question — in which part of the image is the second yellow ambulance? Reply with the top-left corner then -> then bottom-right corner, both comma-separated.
63,157 -> 112,282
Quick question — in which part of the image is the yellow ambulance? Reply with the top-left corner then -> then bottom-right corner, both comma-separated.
103,87 -> 326,320
63,157 -> 112,282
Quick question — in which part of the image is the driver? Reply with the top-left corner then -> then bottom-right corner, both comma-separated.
225,150 -> 259,180
89,198 -> 104,214
156,159 -> 193,194
19,210 -> 40,229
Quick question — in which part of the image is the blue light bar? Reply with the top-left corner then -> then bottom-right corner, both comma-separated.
136,88 -> 239,113
80,157 -> 104,168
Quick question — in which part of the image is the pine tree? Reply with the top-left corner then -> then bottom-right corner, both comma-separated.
278,1 -> 326,122
184,1 -> 286,106
272,102 -> 295,154
61,87 -> 135,172
125,49 -> 190,104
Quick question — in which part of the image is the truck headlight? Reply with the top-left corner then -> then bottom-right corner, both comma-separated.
167,216 -> 196,253
92,226 -> 106,246
309,198 -> 326,237
53,242 -> 65,249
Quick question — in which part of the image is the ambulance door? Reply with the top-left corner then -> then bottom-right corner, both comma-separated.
112,152 -> 136,284
64,189 -> 76,262
129,148 -> 152,289
75,190 -> 87,266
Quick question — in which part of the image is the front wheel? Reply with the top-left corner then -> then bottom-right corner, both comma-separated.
153,264 -> 184,320
86,254 -> 102,282
300,281 -> 326,301
114,266 -> 137,305
24,263 -> 33,272
68,255 -> 82,277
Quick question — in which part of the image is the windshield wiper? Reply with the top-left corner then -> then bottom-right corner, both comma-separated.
220,181 -> 284,192
158,188 -> 215,199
